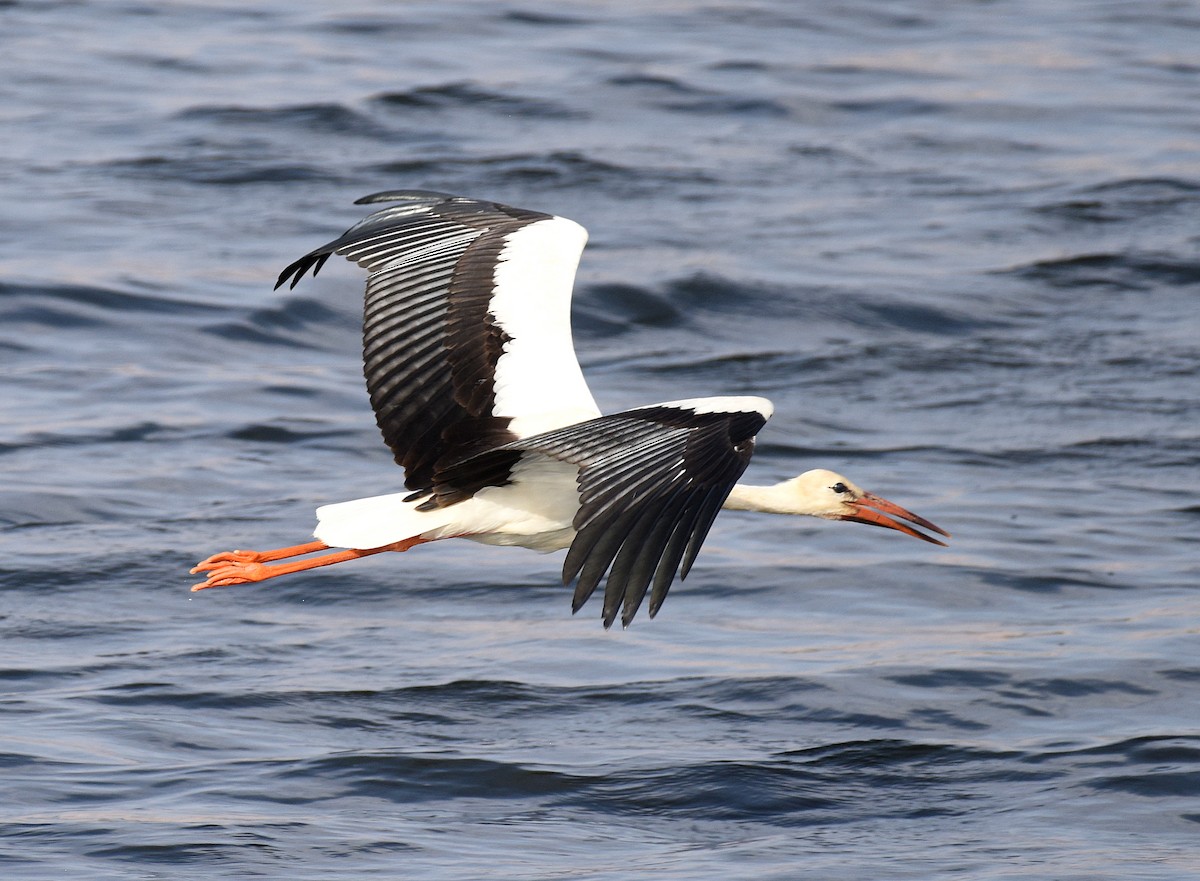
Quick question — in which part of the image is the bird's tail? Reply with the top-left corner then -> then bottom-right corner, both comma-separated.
313,492 -> 455,550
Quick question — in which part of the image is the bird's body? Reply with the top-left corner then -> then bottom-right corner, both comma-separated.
192,191 -> 948,627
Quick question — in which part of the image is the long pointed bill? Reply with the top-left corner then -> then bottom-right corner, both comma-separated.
842,493 -> 950,546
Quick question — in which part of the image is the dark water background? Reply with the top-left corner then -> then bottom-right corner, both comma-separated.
3,1 -> 1199,878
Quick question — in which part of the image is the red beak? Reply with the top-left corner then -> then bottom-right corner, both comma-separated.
842,493 -> 950,546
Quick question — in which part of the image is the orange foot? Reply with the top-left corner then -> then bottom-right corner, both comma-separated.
192,540 -> 328,574
191,549 -> 267,571
190,540 -> 331,590
191,560 -> 270,590
190,549 -> 284,590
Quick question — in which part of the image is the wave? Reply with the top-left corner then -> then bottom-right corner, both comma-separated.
371,83 -> 578,120
224,422 -> 355,445
605,73 -> 706,95
199,295 -> 356,349
101,154 -> 340,186
1034,177 -> 1200,225
658,95 -> 791,118
0,281 -> 219,324
578,273 -> 999,337
1002,251 -> 1200,290
368,149 -> 709,190
176,102 -> 392,138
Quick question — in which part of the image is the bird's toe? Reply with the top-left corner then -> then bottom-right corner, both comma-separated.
190,561 -> 268,591
191,549 -> 262,572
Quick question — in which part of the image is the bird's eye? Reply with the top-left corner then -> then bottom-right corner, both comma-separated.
830,482 -> 849,494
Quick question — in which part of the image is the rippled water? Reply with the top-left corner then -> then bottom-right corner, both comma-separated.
2,1 -> 1199,878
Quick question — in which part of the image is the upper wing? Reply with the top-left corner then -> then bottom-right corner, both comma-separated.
430,397 -> 773,628
276,190 -> 601,491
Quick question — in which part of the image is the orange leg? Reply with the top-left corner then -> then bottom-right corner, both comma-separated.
189,537 -> 428,592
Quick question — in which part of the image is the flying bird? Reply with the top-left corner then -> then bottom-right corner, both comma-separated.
191,190 -> 948,627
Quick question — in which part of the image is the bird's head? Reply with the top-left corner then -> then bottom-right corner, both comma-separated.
781,469 -> 950,546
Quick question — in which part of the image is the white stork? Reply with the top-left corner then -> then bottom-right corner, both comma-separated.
191,190 -> 948,628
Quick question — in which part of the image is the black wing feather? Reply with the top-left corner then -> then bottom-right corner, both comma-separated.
275,190 -> 552,491
431,403 -> 769,627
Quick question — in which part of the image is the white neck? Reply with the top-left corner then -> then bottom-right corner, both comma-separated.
723,482 -> 801,515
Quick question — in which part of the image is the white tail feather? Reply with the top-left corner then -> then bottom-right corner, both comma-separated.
314,492 -> 455,550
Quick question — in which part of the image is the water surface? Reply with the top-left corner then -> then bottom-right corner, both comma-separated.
2,2 -> 1198,878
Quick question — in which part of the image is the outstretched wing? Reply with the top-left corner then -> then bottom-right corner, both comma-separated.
430,397 -> 773,628
276,190 -> 601,491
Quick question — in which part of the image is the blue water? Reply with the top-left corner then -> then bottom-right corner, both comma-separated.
2,1 -> 1199,878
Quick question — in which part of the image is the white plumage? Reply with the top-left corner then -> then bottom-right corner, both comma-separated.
488,216 -> 600,436
192,191 -> 948,627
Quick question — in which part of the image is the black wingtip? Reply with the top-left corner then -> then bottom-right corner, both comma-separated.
274,256 -> 307,290
274,253 -> 331,291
